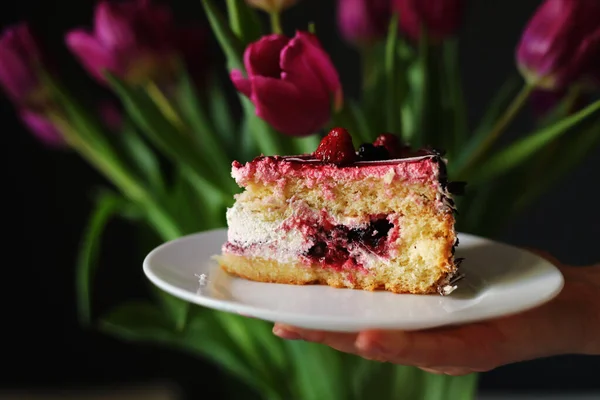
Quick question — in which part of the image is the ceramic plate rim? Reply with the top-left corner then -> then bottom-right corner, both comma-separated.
143,229 -> 564,332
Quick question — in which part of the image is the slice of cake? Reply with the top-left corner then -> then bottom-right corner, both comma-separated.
217,128 -> 465,295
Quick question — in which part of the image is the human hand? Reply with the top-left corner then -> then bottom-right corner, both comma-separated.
272,251 -> 600,376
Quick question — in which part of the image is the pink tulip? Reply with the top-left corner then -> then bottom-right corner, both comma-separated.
66,0 -> 204,86
517,0 -> 600,90
0,23 -> 47,105
393,0 -> 465,42
231,32 -> 343,137
530,89 -> 589,120
336,0 -> 391,46
19,110 -> 65,148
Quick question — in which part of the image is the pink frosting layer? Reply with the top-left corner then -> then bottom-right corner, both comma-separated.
231,155 -> 439,187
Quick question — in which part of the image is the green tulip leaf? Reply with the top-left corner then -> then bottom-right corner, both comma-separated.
106,74 -> 230,203
391,366 -> 427,400
202,0 -> 245,72
212,313 -> 285,389
384,14 -> 403,136
175,68 -> 238,193
348,99 -> 373,143
331,105 -> 363,145
445,373 -> 479,400
76,190 -> 131,325
413,28 -> 446,149
422,373 -> 449,400
471,99 -> 600,183
152,287 -> 190,332
226,0 -> 264,45
239,96 -> 288,156
472,74 -> 522,139
99,301 -> 177,343
288,135 -> 322,155
206,71 -> 238,153
512,115 -> 600,213
118,121 -> 165,194
285,341 -> 347,400
184,312 -> 285,398
441,39 -> 468,155
350,359 -> 397,399
451,75 -> 522,176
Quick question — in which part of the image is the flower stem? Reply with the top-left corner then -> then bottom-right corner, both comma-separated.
269,11 -> 283,34
52,115 -> 183,241
145,82 -> 187,132
458,82 -> 535,178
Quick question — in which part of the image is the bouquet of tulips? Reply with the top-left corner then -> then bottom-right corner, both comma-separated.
2,0 -> 599,398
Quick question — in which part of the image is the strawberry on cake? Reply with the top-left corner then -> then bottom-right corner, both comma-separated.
217,128 -> 465,295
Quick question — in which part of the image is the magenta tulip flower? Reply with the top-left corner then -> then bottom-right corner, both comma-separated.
19,110 -> 64,148
231,32 -> 343,137
0,23 -> 47,105
336,0 -> 391,46
66,0 -> 180,85
393,0 -> 465,42
530,89 -> 589,120
517,0 -> 600,90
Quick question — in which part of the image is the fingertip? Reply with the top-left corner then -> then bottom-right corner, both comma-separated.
272,324 -> 303,340
356,329 -> 415,360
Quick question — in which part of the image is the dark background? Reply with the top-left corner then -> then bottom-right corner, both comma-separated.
2,0 -> 599,398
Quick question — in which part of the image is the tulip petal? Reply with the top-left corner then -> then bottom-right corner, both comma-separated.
571,29 -> 600,86
336,0 -> 390,45
66,30 -> 122,82
281,31 -> 343,109
0,24 -> 41,102
250,76 -> 330,136
95,1 -> 137,50
19,110 -> 65,148
244,34 -> 289,78
231,69 -> 252,98
0,45 -> 36,101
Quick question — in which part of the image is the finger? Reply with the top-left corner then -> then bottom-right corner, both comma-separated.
354,323 -> 505,370
419,367 -> 475,376
273,324 -> 359,354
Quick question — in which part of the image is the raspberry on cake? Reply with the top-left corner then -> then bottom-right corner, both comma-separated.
216,128 -> 465,295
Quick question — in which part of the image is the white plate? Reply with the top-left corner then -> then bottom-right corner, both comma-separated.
143,229 -> 564,332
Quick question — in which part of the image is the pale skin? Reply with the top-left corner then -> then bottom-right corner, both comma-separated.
272,251 -> 600,375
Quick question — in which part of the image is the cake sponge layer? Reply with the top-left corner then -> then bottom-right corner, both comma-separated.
218,253 -> 450,294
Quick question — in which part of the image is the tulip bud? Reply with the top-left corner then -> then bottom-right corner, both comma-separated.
530,89 -> 589,120
231,31 -> 343,137
66,0 -> 201,87
393,0 -> 465,42
0,23 -> 48,105
19,110 -> 65,148
336,0 -> 391,46
516,0 -> 600,91
246,0 -> 298,14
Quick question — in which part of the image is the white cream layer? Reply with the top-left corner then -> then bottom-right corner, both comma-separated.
225,199 -> 397,269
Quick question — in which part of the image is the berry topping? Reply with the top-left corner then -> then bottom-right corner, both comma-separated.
357,143 -> 390,161
373,133 -> 411,158
314,127 -> 356,165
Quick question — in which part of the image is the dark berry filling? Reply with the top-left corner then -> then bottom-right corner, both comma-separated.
304,217 -> 394,269
357,143 -> 390,161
